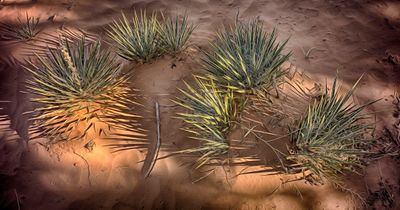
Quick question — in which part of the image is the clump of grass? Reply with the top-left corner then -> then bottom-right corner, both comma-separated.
174,76 -> 239,166
287,77 -> 375,182
159,13 -> 194,56
25,38 -> 132,143
202,19 -> 291,94
0,13 -> 39,41
107,11 -> 161,63
107,11 -> 195,62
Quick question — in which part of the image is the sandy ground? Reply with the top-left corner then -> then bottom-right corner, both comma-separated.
1,0 -> 400,209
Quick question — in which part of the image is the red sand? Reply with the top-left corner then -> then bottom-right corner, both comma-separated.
1,0 -> 400,209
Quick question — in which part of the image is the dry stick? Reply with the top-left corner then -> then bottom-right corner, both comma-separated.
144,102 -> 161,178
13,189 -> 20,210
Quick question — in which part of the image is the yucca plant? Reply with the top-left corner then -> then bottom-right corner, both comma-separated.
104,91 -> 148,152
25,38 -> 133,143
107,11 -> 161,63
0,13 -> 39,41
287,77 -> 375,183
203,19 -> 291,94
174,76 -> 240,166
159,13 -> 194,56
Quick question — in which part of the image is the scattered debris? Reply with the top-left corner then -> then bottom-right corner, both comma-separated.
366,171 -> 396,209
384,51 -> 400,66
47,15 -> 56,22
384,18 -> 396,30
170,62 -> 176,69
84,139 -> 95,152
301,47 -> 316,60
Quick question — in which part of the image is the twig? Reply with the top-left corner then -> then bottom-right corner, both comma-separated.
231,165 -> 251,179
14,189 -> 20,210
335,181 -> 366,207
294,184 -> 304,200
251,130 -> 287,165
192,168 -> 216,183
265,177 -> 306,197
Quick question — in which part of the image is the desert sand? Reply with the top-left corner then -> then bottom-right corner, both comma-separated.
1,0 -> 400,210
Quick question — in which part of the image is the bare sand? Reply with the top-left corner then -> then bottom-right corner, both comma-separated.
1,0 -> 400,209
